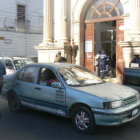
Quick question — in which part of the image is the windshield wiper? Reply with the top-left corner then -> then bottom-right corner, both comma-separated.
83,81 -> 105,86
69,84 -> 84,87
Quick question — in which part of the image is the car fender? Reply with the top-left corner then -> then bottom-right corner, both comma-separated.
65,88 -> 106,113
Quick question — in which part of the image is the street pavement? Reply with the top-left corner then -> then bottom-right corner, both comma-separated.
0,97 -> 140,140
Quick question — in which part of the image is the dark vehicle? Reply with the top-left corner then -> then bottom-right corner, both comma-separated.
0,57 -> 35,75
124,68 -> 140,86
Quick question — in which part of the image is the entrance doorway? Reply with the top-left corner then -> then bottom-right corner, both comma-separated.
95,21 -> 116,77
83,0 -> 124,78
84,19 -> 124,78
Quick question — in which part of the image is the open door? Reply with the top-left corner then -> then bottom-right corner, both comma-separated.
85,23 -> 95,72
116,19 -> 124,78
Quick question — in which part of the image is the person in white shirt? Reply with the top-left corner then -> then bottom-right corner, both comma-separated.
94,50 -> 101,76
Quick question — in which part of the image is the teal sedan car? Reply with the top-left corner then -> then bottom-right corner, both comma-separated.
1,63 -> 140,134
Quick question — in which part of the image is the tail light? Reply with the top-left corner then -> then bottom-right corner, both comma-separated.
7,69 -> 15,75
123,72 -> 125,84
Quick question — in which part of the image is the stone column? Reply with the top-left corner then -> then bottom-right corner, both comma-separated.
57,0 -> 69,44
42,0 -> 53,45
130,0 -> 140,41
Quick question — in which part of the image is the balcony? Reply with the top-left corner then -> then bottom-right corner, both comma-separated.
0,18 -> 42,34
15,19 -> 30,32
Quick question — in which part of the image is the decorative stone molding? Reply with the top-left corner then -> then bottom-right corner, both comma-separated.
121,0 -> 129,5
16,0 -> 30,5
64,45 -> 72,63
72,45 -> 78,64
35,44 -> 64,63
119,41 -> 140,68
119,41 -> 140,47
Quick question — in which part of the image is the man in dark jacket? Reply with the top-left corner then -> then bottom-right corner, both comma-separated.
57,51 -> 62,62
0,60 -> 6,116
0,60 -> 6,94
130,54 -> 140,67
99,50 -> 107,79
57,51 -> 67,62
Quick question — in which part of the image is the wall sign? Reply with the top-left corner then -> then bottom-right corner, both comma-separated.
0,36 -> 5,40
85,41 -> 92,52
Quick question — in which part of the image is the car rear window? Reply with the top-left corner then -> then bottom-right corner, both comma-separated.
16,66 -> 38,83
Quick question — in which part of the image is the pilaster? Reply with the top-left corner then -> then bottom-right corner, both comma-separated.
57,0 -> 69,44
130,0 -> 140,41
41,0 -> 53,45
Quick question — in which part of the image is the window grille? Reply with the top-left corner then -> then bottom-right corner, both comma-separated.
17,5 -> 25,21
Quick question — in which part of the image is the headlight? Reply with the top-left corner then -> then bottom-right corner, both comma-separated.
103,101 -> 122,109
136,93 -> 140,100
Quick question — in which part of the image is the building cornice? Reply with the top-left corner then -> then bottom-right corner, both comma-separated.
119,41 -> 140,47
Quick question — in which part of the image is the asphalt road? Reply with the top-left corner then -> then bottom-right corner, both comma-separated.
0,97 -> 140,140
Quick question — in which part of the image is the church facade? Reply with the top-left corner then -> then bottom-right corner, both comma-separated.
36,0 -> 140,81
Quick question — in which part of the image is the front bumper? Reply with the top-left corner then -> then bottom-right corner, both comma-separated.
92,100 -> 140,126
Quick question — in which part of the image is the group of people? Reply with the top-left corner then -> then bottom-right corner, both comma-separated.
95,50 -> 107,79
0,60 -> 6,116
94,50 -> 113,79
54,51 -> 67,62
130,54 -> 140,67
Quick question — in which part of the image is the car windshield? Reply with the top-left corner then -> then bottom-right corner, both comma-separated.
58,66 -> 104,86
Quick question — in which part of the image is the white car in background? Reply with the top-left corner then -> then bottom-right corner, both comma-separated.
0,57 -> 35,75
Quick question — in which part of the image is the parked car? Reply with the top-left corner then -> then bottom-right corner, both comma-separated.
1,63 -> 140,134
124,68 -> 140,86
0,57 -> 35,75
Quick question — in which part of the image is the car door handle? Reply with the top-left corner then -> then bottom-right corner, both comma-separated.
16,83 -> 20,86
35,87 -> 41,90
56,90 -> 63,93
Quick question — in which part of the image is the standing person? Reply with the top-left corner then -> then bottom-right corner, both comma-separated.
130,54 -> 140,67
94,50 -> 101,76
57,51 -> 67,62
0,60 -> 6,94
57,51 -> 62,62
0,60 -> 6,116
99,50 -> 107,79
54,54 -> 58,62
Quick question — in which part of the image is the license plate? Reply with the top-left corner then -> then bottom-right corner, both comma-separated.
132,108 -> 138,116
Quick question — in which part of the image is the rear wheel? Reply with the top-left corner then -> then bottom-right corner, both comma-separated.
8,92 -> 21,113
72,106 -> 96,134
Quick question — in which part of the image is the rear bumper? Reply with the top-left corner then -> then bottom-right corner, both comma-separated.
92,100 -> 140,126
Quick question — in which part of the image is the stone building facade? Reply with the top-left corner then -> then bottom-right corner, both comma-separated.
36,0 -> 140,81
0,0 -> 43,58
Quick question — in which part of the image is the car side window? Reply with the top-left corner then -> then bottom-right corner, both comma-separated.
6,60 -> 14,69
17,66 -> 38,83
38,67 -> 59,87
16,68 -> 24,80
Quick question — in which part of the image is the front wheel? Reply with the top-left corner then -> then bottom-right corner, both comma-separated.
8,92 -> 22,113
72,106 -> 96,134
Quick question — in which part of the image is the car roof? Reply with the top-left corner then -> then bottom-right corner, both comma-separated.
12,57 -> 32,60
0,57 -> 13,60
25,63 -> 78,69
0,57 -> 33,61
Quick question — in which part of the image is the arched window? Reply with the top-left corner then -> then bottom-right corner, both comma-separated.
85,0 -> 124,20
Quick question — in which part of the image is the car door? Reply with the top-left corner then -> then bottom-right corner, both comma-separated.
33,67 -> 66,116
14,65 -> 39,103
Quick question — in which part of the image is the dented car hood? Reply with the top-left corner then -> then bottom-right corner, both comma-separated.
72,82 -> 138,101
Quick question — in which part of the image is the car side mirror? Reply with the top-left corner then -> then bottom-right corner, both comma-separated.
52,82 -> 62,89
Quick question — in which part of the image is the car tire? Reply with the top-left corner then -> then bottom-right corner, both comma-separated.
72,106 -> 96,134
8,92 -> 22,113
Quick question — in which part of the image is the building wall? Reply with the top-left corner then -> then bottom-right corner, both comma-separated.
0,31 -> 42,57
0,0 -> 43,57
